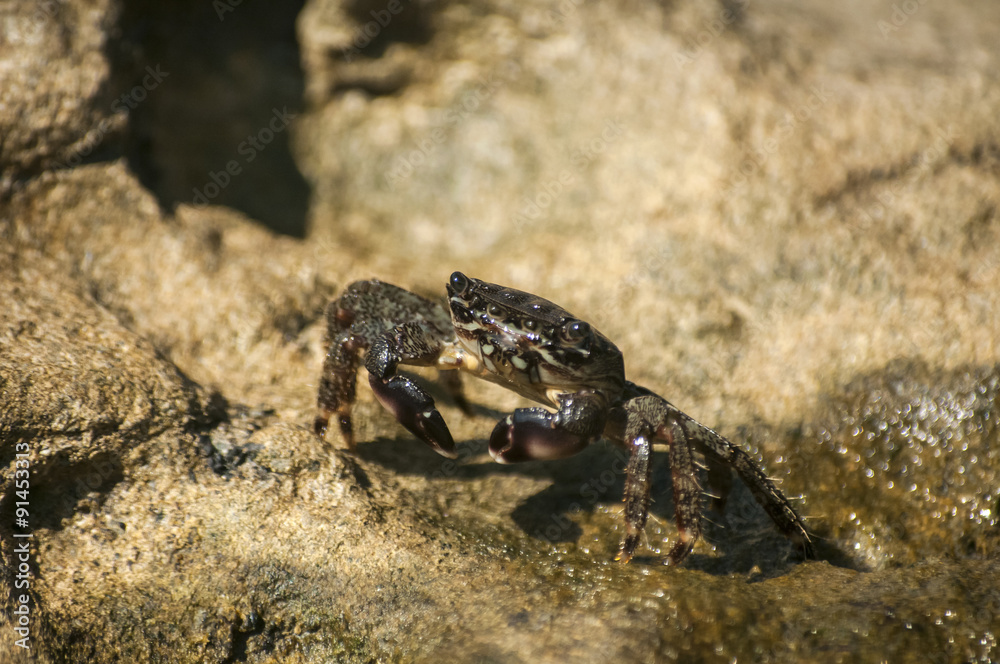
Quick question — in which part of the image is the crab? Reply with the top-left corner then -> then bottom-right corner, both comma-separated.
314,272 -> 813,565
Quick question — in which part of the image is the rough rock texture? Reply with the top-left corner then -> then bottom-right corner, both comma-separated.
0,0 -> 123,196
2,0 -> 999,662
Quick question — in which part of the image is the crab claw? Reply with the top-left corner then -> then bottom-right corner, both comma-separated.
369,374 -> 457,458
489,408 -> 590,463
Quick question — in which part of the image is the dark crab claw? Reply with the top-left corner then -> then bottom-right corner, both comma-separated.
489,408 -> 590,463
369,373 -> 458,458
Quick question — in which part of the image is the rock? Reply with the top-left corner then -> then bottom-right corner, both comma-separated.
0,0 -> 124,196
2,0 -> 1000,662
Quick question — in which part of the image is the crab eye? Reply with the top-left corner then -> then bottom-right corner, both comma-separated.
449,271 -> 471,296
560,319 -> 591,344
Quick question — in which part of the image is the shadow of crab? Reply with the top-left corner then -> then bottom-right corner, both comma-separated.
353,435 -> 824,576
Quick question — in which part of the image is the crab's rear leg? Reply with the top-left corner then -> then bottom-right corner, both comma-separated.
438,369 -> 473,416
682,417 -> 814,558
314,301 -> 363,447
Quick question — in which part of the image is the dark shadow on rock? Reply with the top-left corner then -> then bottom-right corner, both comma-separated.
356,433 -> 848,576
354,435 -> 494,477
104,0 -> 309,237
337,364 -> 861,575
14,446 -> 127,534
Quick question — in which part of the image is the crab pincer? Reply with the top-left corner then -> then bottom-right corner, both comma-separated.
365,329 -> 457,458
488,408 -> 591,463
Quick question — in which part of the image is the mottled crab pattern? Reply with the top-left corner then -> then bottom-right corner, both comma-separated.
315,272 -> 813,565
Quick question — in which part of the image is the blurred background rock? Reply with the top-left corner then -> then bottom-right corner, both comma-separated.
1,0 -> 998,662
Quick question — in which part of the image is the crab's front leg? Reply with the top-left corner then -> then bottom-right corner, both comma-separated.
488,391 -> 607,463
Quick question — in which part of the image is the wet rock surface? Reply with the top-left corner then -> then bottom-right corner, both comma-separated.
2,0 -> 999,662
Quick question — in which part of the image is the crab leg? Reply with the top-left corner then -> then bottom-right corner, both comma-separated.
314,302 -> 364,447
662,419 -> 703,564
616,431 -> 651,563
617,397 -> 702,565
679,416 -> 814,557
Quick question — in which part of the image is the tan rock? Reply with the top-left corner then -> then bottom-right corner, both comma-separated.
2,0 -> 999,661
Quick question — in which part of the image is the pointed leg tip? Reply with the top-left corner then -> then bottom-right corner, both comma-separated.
313,414 -> 329,440
337,414 -> 356,451
798,535 -> 816,559
617,533 -> 639,564
665,539 -> 694,566
315,411 -> 359,452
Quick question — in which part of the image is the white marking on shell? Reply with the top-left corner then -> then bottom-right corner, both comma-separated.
481,344 -> 494,355
510,356 -> 528,370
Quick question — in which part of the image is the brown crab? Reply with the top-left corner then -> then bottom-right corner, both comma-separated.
314,272 -> 813,565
